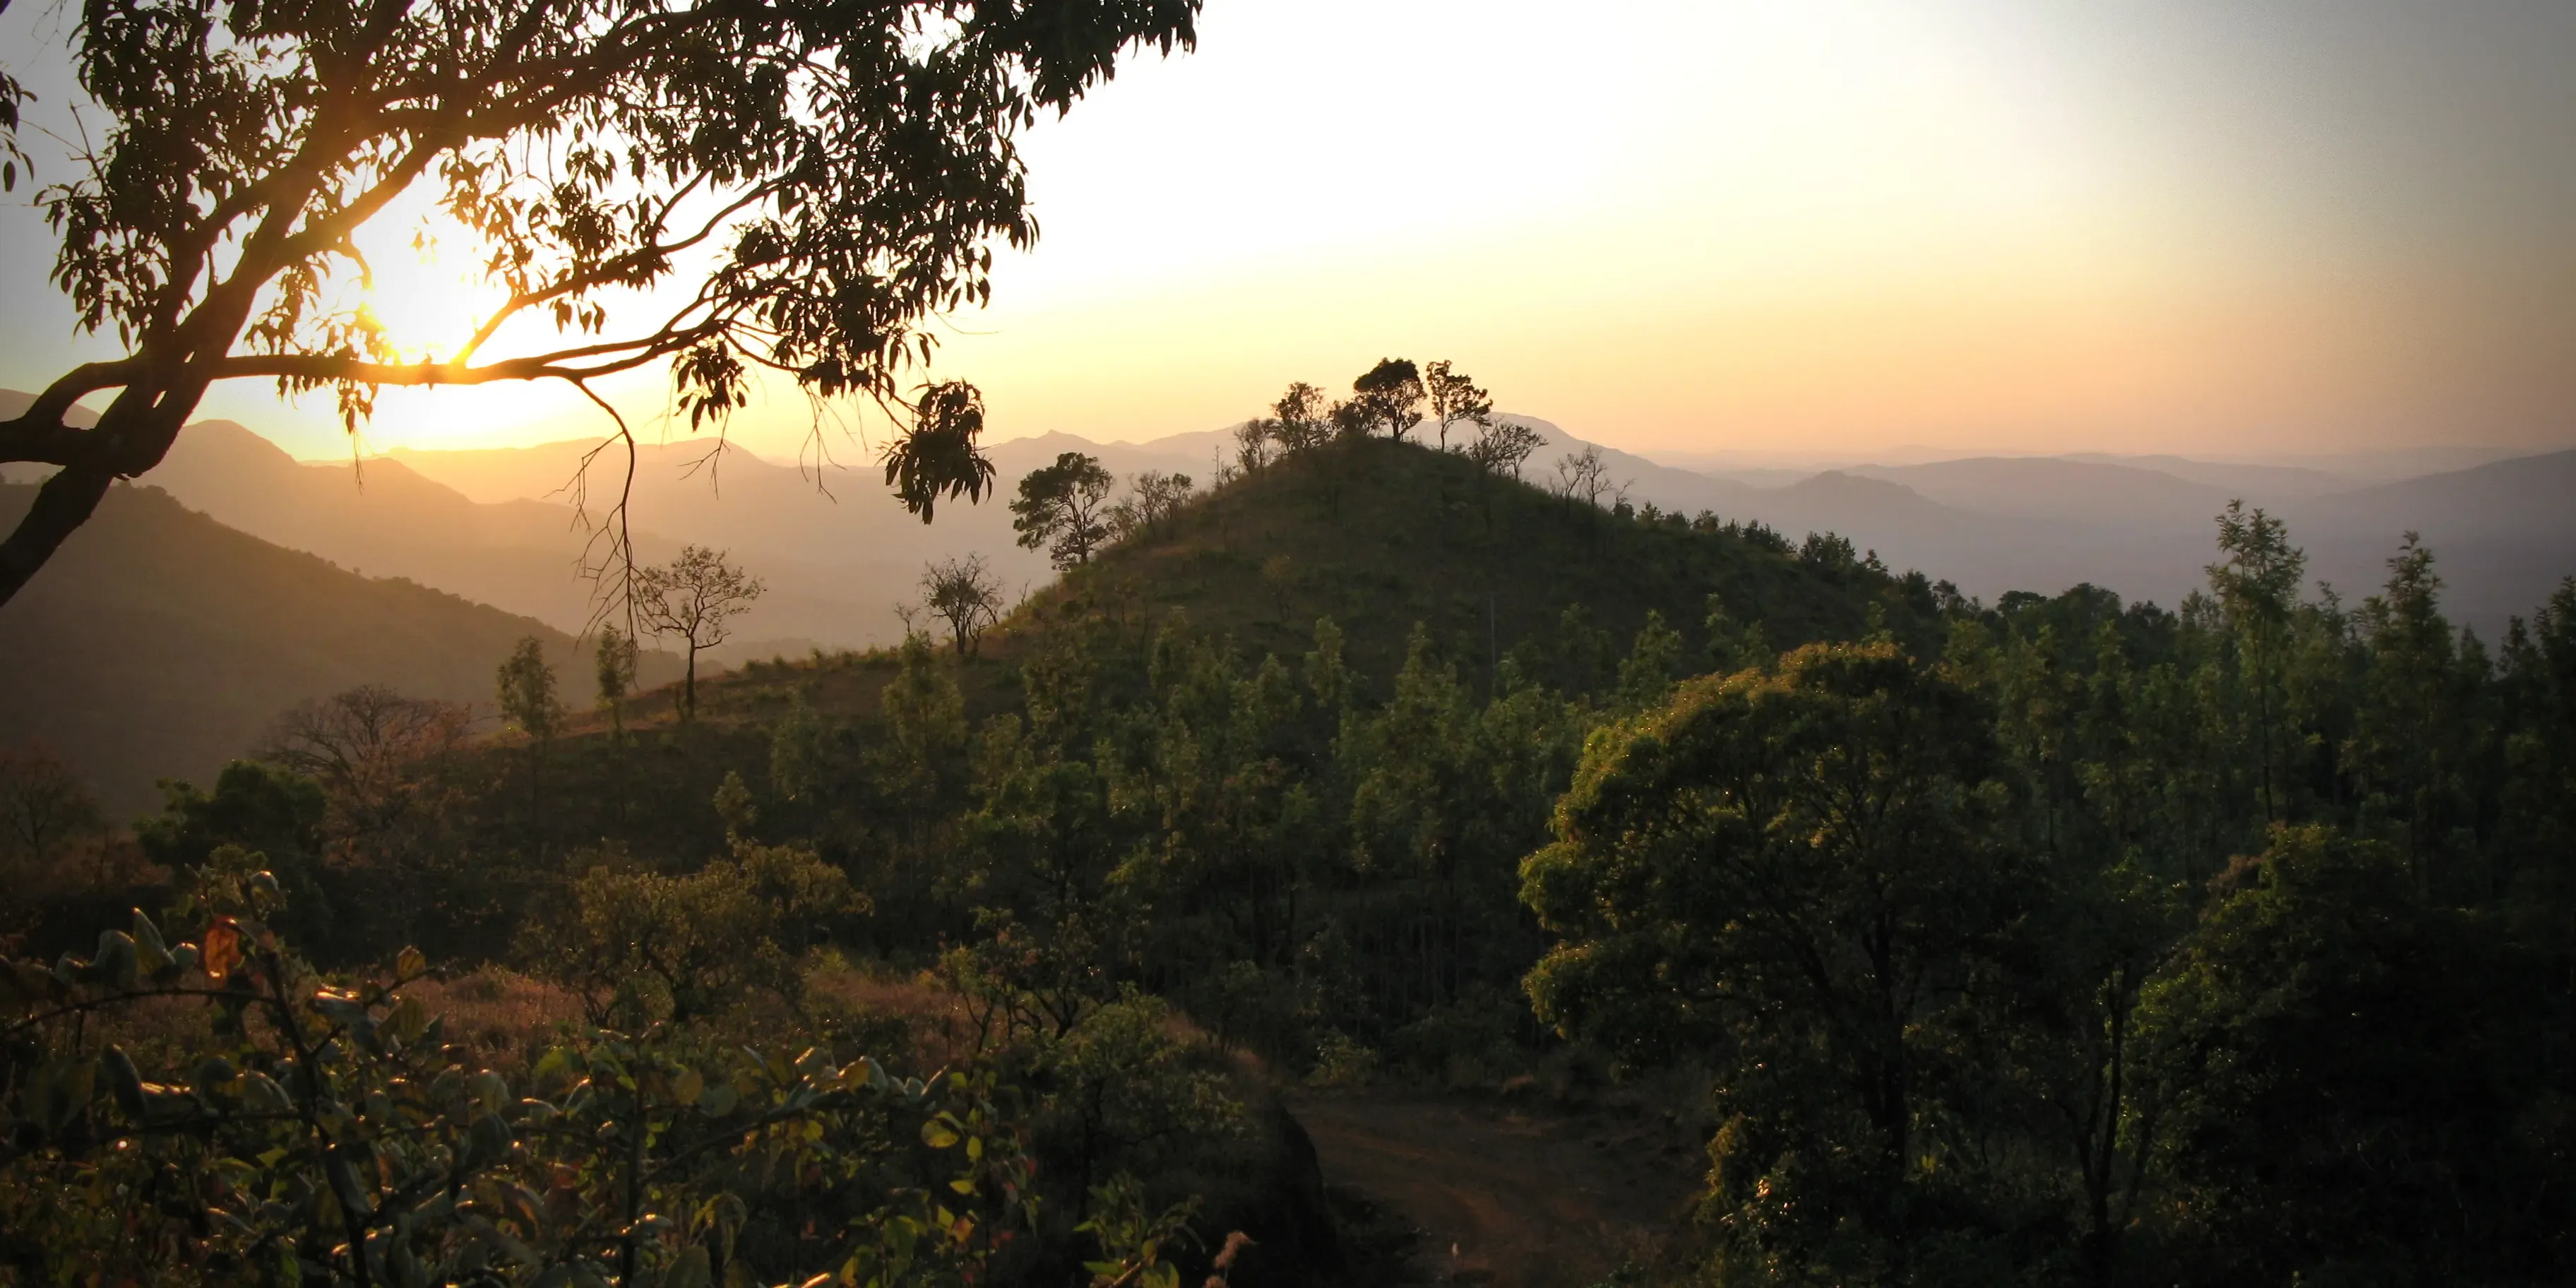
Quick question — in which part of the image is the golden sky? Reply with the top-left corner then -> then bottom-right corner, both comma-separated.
4,1 -> 2572,463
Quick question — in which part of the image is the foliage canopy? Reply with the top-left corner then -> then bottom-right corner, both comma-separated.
0,0 -> 1201,603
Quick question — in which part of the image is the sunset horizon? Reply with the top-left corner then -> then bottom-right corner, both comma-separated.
5,1 -> 2570,466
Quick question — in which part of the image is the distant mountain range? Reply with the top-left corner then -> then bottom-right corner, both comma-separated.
7,386 -> 2570,678
0,479 -> 676,816
1475,419 -> 2573,629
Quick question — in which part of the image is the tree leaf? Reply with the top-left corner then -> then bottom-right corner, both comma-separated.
202,922 -> 242,981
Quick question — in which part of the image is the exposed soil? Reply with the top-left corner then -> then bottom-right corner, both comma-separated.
1285,1092 -> 1704,1287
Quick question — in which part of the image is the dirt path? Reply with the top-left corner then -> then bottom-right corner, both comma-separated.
1286,1093 -> 1702,1287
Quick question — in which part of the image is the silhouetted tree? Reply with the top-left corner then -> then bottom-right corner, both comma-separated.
0,743 -> 103,864
1349,358 -> 1424,441
885,381 -> 1001,522
1231,419 -> 1275,473
1465,419 -> 1543,480
261,686 -> 474,828
0,1 -> 1196,604
1010,452 -> 1116,568
1551,444 -> 1611,510
636,546 -> 765,720
1270,382 -> 1332,454
496,636 -> 565,819
496,638 -> 565,744
922,554 -> 1006,659
1327,398 -> 1372,443
594,625 -> 640,736
1421,360 -> 1492,452
1127,471 -> 1195,536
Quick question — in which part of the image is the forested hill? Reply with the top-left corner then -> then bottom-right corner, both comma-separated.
0,482 -> 660,815
674,434 -> 1938,730
1020,436 -> 1933,681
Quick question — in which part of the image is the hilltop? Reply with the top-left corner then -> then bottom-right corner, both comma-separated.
674,436 -> 1935,732
1018,436 -> 1926,681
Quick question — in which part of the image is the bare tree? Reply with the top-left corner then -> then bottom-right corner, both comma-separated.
0,743 -> 105,862
1554,445 -> 1613,509
636,546 -> 765,720
920,554 -> 1006,659
262,686 -> 475,840
1468,419 -> 1545,480
1131,471 -> 1197,535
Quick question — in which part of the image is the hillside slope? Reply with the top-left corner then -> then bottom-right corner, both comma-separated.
689,439 -> 1937,732
1026,439 -> 1928,685
0,482 -> 672,815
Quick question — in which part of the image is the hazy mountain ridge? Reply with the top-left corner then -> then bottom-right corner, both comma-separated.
8,388 -> 2567,651
0,480 -> 676,815
386,425 -> 1222,644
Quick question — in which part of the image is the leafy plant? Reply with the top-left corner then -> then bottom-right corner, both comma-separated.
0,873 -> 1028,1287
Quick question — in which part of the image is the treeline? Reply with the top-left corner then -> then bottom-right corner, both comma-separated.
1533,506 -> 2576,1284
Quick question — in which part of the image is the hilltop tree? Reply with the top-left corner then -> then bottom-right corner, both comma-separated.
1270,382 -> 1332,455
1232,419 -> 1275,473
921,554 -> 1007,659
0,1 -> 1198,606
1328,398 -> 1373,443
593,624 -> 640,736
1011,452 -> 1116,568
637,546 -> 765,720
1421,359 -> 1492,452
1349,358 -> 1424,441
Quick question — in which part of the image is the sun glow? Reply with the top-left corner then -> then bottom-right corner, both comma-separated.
347,213 -> 499,366
5,0 -> 2567,463
314,196 -> 686,455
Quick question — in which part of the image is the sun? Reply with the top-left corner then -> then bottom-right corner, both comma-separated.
353,234 -> 494,364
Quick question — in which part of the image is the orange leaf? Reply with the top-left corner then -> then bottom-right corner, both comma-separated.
203,922 -> 243,982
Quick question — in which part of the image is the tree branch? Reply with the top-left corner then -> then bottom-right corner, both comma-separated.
0,462 -> 120,619
0,419 -> 91,468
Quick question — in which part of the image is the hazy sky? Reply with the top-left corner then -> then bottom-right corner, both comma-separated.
3,0 -> 2572,463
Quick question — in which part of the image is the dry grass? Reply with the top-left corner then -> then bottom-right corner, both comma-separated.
402,967 -> 590,1066
798,953 -> 982,1068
